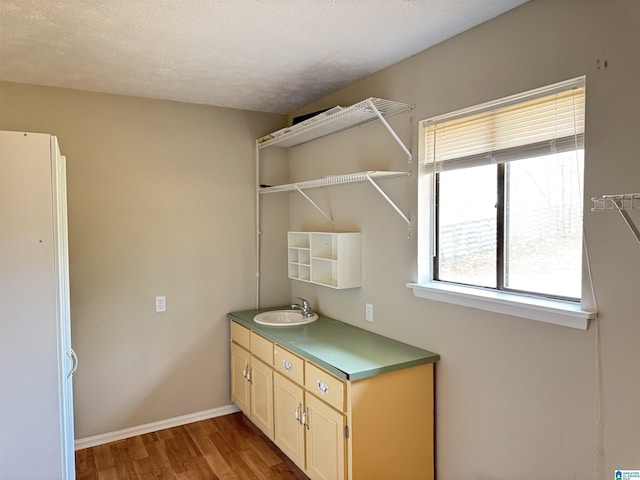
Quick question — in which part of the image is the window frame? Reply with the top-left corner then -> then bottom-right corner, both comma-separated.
407,77 -> 597,330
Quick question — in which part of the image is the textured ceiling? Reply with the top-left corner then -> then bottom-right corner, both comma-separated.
0,0 -> 527,114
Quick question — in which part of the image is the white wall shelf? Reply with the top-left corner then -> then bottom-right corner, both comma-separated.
255,97 -> 414,305
260,170 -> 412,226
591,193 -> 640,211
259,170 -> 410,193
288,232 -> 362,289
591,193 -> 640,244
257,98 -> 413,153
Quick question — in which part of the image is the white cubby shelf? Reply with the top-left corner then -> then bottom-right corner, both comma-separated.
287,231 -> 361,289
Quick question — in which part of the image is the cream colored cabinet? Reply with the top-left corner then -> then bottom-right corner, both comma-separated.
230,323 -> 274,440
230,319 -> 435,480
305,392 -> 347,480
274,373 -> 306,469
230,342 -> 251,414
273,344 -> 347,480
249,355 -> 273,437
273,372 -> 347,480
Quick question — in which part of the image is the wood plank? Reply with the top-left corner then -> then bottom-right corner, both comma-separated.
97,467 -> 120,480
92,443 -> 116,472
110,440 -> 139,479
126,435 -> 149,461
133,455 -> 176,480
175,456 -> 219,480
75,448 -> 98,480
209,431 -> 260,480
204,448 -> 238,480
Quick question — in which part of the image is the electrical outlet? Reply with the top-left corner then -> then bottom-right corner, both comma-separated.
155,296 -> 166,313
365,303 -> 373,322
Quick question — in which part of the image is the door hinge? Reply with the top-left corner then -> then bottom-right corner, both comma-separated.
344,425 -> 349,438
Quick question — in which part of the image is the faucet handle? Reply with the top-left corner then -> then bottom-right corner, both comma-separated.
297,297 -> 310,309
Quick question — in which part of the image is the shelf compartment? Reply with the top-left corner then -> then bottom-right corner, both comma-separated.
299,265 -> 311,281
288,232 -> 310,248
257,98 -> 413,149
288,263 -> 300,279
299,249 -> 310,265
310,258 -> 338,288
288,263 -> 311,281
288,248 -> 309,264
311,233 -> 338,260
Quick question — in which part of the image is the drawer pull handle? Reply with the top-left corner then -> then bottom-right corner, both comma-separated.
283,359 -> 293,373
317,379 -> 329,395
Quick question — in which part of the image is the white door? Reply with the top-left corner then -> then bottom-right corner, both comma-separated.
54,143 -> 77,479
0,131 -> 76,479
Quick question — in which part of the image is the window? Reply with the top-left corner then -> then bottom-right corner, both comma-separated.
408,77 -> 597,329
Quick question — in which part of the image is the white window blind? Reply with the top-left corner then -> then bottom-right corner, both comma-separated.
424,78 -> 585,171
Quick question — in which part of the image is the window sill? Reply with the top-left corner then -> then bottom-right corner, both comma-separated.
406,282 -> 596,330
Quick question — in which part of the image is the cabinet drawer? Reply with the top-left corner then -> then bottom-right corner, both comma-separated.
250,332 -> 274,365
274,345 -> 304,385
305,362 -> 345,412
231,322 -> 250,350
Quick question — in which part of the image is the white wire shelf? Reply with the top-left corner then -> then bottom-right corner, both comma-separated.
591,193 -> 640,245
259,171 -> 411,193
257,98 -> 414,149
260,171 -> 412,228
591,193 -> 640,211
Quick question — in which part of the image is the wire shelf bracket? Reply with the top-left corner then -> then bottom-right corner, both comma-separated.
591,193 -> 640,244
294,185 -> 333,223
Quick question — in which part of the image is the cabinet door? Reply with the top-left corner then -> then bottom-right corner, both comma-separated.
231,343 -> 251,415
305,394 -> 346,480
274,373 -> 306,470
250,356 -> 274,440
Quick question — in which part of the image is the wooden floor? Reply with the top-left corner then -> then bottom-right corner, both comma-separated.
75,413 -> 309,480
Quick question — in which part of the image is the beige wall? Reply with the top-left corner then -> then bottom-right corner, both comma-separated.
0,82 -> 288,438
281,1 -> 639,478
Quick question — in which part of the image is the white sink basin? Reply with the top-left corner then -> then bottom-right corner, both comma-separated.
254,310 -> 318,326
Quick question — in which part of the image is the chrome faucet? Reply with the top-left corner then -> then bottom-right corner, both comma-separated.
291,297 -> 314,317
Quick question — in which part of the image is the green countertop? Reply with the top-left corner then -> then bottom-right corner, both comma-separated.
228,307 -> 439,381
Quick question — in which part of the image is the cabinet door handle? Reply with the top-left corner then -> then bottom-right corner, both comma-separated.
302,406 -> 310,430
295,402 -> 302,424
242,365 -> 247,379
246,366 -> 252,383
283,359 -> 293,373
317,379 -> 329,395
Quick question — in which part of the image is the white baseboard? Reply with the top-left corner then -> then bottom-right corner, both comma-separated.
74,404 -> 241,450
